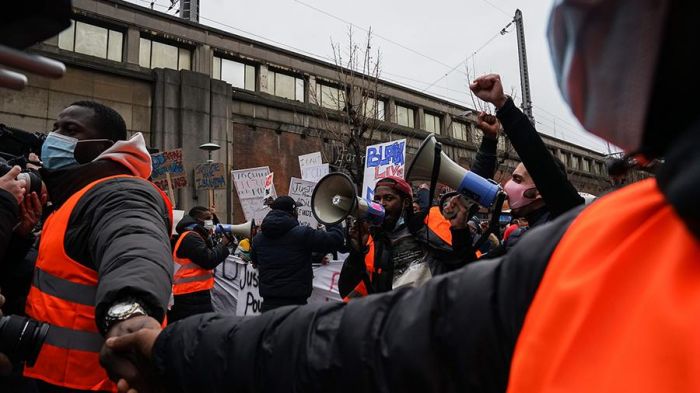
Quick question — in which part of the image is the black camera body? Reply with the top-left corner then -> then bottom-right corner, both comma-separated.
0,124 -> 46,196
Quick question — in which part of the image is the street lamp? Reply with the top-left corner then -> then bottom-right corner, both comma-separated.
199,142 -> 220,162
198,142 -> 221,210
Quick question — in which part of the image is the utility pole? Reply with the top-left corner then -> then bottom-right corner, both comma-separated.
180,0 -> 199,23
514,9 -> 534,125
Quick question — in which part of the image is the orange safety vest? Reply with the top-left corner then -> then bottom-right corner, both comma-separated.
343,210 -> 454,301
172,231 -> 215,295
508,178 -> 700,392
24,175 -> 172,391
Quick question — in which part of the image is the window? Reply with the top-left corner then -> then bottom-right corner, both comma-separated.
396,104 -> 414,128
559,151 -> 568,166
364,97 -> 385,120
570,155 -> 579,170
213,56 -> 255,91
139,37 -> 191,70
314,83 -> 345,109
451,121 -> 468,141
581,158 -> 590,172
424,113 -> 441,133
58,20 -> 123,62
269,70 -> 304,102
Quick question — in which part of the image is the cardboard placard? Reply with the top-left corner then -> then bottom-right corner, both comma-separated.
194,162 -> 226,190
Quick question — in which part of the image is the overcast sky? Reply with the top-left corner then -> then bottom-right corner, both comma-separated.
130,0 -> 616,154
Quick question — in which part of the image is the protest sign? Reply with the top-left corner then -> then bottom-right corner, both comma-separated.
289,177 -> 318,227
194,162 -> 226,190
298,152 -> 322,171
301,163 -> 329,183
232,166 -> 276,223
151,148 -> 187,190
233,262 -> 262,316
264,172 -> 274,200
309,260 -> 344,303
361,139 -> 406,200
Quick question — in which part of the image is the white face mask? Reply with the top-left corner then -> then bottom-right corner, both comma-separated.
203,220 -> 215,231
547,0 -> 670,152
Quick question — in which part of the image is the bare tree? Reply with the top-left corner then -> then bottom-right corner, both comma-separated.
310,27 -> 397,186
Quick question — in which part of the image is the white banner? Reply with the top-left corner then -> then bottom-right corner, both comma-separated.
361,139 -> 406,200
232,166 -> 277,223
289,177 -> 318,227
212,257 -> 345,315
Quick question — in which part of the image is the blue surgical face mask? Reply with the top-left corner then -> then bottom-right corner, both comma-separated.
41,132 -> 79,170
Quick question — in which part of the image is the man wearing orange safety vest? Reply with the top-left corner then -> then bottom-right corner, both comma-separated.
100,1 -> 700,392
338,176 -> 475,300
23,101 -> 173,393
169,206 -> 230,322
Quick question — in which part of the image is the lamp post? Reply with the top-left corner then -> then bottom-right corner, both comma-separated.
199,142 -> 220,210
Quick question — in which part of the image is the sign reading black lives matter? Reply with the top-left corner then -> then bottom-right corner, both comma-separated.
194,162 -> 226,190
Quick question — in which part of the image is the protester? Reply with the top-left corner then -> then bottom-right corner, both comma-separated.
101,1 -> 700,392
338,176 -> 474,299
22,101 -> 173,392
250,196 -> 345,312
470,76 -> 583,255
169,206 -> 230,322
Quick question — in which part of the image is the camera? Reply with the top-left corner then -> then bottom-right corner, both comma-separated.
0,315 -> 49,366
0,123 -> 45,196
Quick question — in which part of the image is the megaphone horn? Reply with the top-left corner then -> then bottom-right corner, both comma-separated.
406,134 -> 501,208
311,173 -> 385,225
216,220 -> 256,239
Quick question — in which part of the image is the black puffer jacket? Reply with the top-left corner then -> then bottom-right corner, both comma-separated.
40,158 -> 172,334
173,215 -> 229,270
251,209 -> 345,300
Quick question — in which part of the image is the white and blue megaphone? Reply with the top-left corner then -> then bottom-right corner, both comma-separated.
406,134 -> 501,208
214,220 -> 256,239
311,173 -> 385,226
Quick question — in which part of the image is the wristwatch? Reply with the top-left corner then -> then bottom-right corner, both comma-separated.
104,300 -> 147,332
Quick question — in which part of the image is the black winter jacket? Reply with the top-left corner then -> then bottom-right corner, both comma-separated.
251,209 -> 345,300
174,215 -> 229,270
0,188 -> 18,262
40,159 -> 172,334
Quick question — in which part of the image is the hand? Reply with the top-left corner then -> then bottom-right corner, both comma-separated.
348,220 -> 370,253
0,166 -> 26,204
100,316 -> 163,393
469,74 -> 508,109
15,192 -> 45,237
444,195 -> 469,230
0,291 -> 12,376
476,112 -> 501,139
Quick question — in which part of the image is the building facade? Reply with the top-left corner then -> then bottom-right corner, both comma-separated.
0,0 -> 630,222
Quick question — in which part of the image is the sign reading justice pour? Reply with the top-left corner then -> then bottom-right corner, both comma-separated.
361,139 -> 406,200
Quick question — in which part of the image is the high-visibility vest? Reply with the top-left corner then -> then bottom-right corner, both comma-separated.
24,175 -> 172,391
172,231 -> 215,295
343,212 -> 454,301
508,178 -> 700,392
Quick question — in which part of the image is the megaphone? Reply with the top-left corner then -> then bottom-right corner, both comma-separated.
215,220 -> 256,239
311,173 -> 385,226
406,134 -> 501,207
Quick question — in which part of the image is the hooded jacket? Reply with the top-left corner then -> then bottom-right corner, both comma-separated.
251,209 -> 345,300
173,215 -> 229,270
38,133 -> 172,333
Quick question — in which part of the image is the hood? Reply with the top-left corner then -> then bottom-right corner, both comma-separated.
176,214 -> 199,234
94,132 -> 151,179
260,209 -> 298,238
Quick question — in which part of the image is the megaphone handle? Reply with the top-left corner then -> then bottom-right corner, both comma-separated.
428,140 -> 443,209
472,192 -> 506,251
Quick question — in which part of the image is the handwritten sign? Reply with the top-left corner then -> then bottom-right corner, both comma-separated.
194,162 -> 226,190
234,262 -> 262,316
362,139 -> 406,200
264,172 -> 274,199
289,177 -> 318,227
151,148 -> 187,190
232,167 -> 276,223
298,152 -> 322,171
301,163 -> 329,183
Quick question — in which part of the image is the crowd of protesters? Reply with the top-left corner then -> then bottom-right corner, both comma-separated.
2,0 -> 699,392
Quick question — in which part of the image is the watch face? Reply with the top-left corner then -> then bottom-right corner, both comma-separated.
109,303 -> 135,317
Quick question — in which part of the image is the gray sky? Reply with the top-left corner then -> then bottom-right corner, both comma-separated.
130,0 -> 616,153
